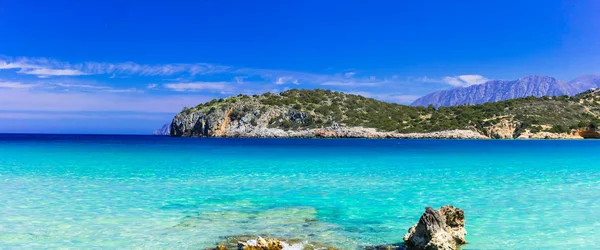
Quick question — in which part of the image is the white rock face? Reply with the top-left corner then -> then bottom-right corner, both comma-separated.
171,103 -> 489,139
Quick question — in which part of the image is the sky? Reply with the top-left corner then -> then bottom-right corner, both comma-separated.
0,0 -> 599,134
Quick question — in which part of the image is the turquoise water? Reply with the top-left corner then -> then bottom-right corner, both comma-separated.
1,135 -> 599,249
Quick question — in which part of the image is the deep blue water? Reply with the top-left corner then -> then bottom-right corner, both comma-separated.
0,134 -> 599,249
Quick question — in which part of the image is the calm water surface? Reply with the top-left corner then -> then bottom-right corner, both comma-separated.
0,134 -> 599,249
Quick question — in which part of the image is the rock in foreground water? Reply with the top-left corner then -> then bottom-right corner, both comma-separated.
403,205 -> 466,250
238,236 -> 287,250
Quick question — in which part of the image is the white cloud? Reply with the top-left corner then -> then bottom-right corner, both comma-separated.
0,81 -> 37,89
321,81 -> 381,87
18,68 -> 87,77
416,74 -> 490,87
344,72 -> 356,78
147,84 -> 158,89
104,88 -> 141,93
443,74 -> 489,87
0,56 -> 230,77
274,76 -> 299,85
457,75 -> 489,85
50,82 -> 140,93
234,76 -> 246,84
53,82 -> 111,89
0,61 -> 31,70
163,82 -> 229,92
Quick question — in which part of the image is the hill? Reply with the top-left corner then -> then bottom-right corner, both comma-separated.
170,88 -> 600,139
411,75 -> 600,107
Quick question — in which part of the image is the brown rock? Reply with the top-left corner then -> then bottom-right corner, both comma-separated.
403,206 -> 467,250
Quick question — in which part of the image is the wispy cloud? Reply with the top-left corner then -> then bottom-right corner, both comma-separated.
0,81 -> 38,89
53,82 -> 111,89
416,74 -> 490,87
275,76 -> 299,85
18,68 -> 87,77
163,82 -> 230,92
321,80 -> 381,87
443,75 -> 489,87
50,81 -> 141,93
0,55 -> 230,78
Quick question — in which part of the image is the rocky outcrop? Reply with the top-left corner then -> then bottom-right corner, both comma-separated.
153,123 -> 171,135
403,206 -> 467,250
411,75 -> 600,108
238,236 -> 287,250
170,106 -> 487,139
518,130 -> 582,139
481,118 -> 521,139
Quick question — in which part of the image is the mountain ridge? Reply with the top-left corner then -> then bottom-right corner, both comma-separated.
411,74 -> 600,107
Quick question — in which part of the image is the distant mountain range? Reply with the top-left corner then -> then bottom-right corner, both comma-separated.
411,75 -> 600,107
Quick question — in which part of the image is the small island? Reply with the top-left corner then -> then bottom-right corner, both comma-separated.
169,89 -> 600,139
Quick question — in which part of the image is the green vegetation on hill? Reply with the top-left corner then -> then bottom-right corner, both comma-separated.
182,88 -> 600,135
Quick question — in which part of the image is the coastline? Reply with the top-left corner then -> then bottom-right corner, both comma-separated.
168,126 -> 584,139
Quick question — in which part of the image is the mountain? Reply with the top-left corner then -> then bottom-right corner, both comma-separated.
153,123 -> 171,135
411,75 -> 600,107
568,74 -> 600,91
170,88 -> 600,139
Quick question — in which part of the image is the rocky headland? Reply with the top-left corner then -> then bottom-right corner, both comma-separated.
167,89 -> 600,139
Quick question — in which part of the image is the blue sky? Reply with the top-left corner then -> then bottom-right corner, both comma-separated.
0,0 -> 599,134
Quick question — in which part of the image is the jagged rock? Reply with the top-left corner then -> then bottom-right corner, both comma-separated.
238,236 -> 286,250
403,206 -> 467,250
482,118 -> 520,139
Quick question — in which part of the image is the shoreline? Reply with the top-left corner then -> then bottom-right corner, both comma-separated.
169,127 -> 585,140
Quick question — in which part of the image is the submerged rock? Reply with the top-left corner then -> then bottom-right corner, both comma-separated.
403,206 -> 466,250
364,244 -> 407,250
206,235 -> 338,250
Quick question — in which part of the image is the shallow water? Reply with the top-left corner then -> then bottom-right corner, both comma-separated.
0,134 -> 599,249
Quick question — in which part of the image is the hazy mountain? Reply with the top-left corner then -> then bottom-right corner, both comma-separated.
411,75 -> 599,107
153,123 -> 171,135
568,75 -> 600,91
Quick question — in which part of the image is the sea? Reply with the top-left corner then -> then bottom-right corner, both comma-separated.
0,134 -> 599,249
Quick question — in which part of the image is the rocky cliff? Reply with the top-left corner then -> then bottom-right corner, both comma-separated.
170,89 -> 600,139
411,75 -> 600,107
